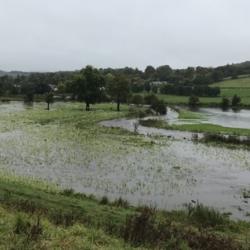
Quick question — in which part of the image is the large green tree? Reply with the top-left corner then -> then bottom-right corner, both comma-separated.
73,66 -> 104,111
107,75 -> 130,111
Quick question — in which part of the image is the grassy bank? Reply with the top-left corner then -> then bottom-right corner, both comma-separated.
139,118 -> 250,137
0,174 -> 250,249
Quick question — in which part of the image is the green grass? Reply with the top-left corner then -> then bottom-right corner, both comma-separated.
211,77 -> 250,88
156,94 -> 223,106
139,119 -> 250,136
0,207 -> 139,250
210,76 -> 250,99
0,174 -> 249,249
140,76 -> 250,106
178,109 -> 204,120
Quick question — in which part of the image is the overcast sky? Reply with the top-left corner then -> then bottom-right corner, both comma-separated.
0,0 -> 250,72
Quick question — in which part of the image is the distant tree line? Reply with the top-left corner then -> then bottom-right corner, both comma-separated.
160,84 -> 220,97
0,61 -> 250,108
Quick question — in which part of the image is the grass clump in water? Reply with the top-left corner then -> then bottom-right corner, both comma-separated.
187,203 -> 229,228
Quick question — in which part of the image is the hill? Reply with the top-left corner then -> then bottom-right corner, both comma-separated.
210,76 -> 250,97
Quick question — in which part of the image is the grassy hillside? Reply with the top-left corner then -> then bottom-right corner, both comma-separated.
211,76 -> 250,98
0,173 -> 250,249
154,77 -> 250,106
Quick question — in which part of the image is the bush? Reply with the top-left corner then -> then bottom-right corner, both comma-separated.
130,95 -> 144,106
99,196 -> 109,205
232,94 -> 241,108
123,207 -> 158,246
144,94 -> 158,105
14,215 -> 43,241
188,95 -> 200,108
49,209 -> 81,227
112,197 -> 129,208
151,99 -> 167,115
187,203 -> 228,228
221,97 -> 230,110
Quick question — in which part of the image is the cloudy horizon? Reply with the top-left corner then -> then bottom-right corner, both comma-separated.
1,0 -> 250,72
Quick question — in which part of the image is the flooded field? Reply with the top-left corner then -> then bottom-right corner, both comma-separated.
0,102 -> 250,220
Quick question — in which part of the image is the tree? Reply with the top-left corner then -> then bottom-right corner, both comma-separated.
232,94 -> 241,108
221,97 -> 230,111
151,99 -> 166,115
144,82 -> 151,93
24,92 -> 34,103
74,66 -> 104,111
156,65 -> 172,81
45,92 -> 54,110
144,65 -> 156,79
188,95 -> 200,108
107,75 -> 130,111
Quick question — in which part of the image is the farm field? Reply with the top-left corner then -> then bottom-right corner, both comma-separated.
211,76 -> 250,98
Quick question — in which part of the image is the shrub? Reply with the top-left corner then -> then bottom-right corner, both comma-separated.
130,95 -> 144,106
61,188 -> 75,196
49,209 -> 81,227
151,99 -> 167,115
124,207 -> 157,246
99,196 -> 109,205
188,95 -> 200,108
144,94 -> 158,105
187,203 -> 228,228
232,94 -> 241,108
112,197 -> 129,208
14,215 -> 43,241
221,97 -> 230,110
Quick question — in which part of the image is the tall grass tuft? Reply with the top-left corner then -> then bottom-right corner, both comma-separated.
187,203 -> 228,228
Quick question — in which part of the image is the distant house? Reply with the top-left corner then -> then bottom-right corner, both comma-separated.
150,81 -> 167,86
48,84 -> 58,92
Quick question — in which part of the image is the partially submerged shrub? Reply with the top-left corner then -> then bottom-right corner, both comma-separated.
221,97 -> 230,110
188,95 -> 200,108
151,99 -> 167,115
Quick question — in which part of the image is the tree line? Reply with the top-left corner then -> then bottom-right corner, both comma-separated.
0,61 -> 249,109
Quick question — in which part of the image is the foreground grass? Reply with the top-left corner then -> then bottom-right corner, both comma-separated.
0,174 -> 250,249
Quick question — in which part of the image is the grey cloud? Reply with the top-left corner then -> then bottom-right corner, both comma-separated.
0,0 -> 250,71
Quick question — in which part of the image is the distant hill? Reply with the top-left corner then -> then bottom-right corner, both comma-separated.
0,70 -> 31,77
210,75 -> 250,97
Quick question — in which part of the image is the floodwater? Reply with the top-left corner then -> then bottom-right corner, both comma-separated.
198,108 -> 250,129
164,107 -> 250,129
0,102 -> 250,221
